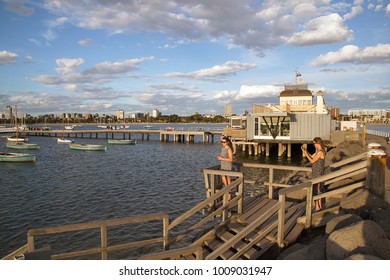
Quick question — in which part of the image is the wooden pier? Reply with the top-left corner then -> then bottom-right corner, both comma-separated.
2,153 -> 369,260
15,128 -> 221,143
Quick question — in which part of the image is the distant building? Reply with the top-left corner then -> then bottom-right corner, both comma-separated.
224,103 -> 232,115
152,109 -> 161,118
116,110 -> 125,120
348,109 -> 388,118
130,113 -> 144,119
4,106 -> 12,120
330,107 -> 340,119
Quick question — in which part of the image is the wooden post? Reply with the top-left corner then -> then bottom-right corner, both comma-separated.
277,194 -> 286,247
305,183 -> 313,229
278,143 -> 283,157
163,215 -> 169,250
268,168 -> 274,199
362,123 -> 366,146
101,226 -> 107,260
287,143 -> 291,158
366,143 -> 387,198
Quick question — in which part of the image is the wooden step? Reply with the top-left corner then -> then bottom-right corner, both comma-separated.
203,238 -> 235,260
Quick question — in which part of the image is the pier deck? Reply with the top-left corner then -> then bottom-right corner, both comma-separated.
8,129 -> 222,143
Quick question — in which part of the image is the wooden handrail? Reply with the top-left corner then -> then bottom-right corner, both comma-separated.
329,152 -> 367,169
311,160 -> 367,185
26,213 -> 169,260
241,163 -> 311,198
277,156 -> 368,231
169,175 -> 244,232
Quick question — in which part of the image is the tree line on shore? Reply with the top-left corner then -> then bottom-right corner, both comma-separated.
1,113 -> 230,125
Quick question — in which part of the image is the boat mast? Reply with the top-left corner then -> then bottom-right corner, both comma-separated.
15,105 -> 19,140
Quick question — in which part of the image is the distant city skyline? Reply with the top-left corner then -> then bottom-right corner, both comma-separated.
0,1 -> 389,116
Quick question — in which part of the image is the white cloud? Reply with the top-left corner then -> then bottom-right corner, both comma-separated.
236,85 -> 283,99
387,4 -> 390,17
83,57 -> 154,75
0,50 -> 18,64
78,38 -> 93,46
311,44 -> 390,66
40,0 -> 366,55
165,61 -> 256,81
55,58 -> 85,74
343,0 -> 364,20
287,13 -> 353,46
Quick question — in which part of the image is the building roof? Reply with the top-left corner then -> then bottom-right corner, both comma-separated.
279,89 -> 313,97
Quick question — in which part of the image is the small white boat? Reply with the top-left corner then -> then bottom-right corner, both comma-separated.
64,125 -> 74,130
7,136 -> 29,142
57,138 -> 74,144
108,139 -> 136,145
70,143 -> 107,151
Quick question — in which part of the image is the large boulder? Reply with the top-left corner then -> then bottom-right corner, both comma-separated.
325,214 -> 362,235
278,236 -> 326,260
340,189 -> 388,218
370,207 -> 390,239
326,220 -> 390,260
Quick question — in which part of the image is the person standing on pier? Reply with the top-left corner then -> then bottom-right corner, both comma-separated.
301,137 -> 326,211
218,136 -> 234,188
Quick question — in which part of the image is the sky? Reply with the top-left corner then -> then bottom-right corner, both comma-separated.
0,0 -> 389,117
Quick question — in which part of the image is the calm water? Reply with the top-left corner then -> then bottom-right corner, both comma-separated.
0,123 -> 327,258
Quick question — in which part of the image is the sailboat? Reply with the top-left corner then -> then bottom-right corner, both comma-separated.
6,142 -> 40,150
143,115 -> 153,129
6,105 -> 29,142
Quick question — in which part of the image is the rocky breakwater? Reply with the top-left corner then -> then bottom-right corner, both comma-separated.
278,135 -> 390,260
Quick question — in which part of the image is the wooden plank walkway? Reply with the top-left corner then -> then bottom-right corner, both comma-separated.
192,196 -> 305,260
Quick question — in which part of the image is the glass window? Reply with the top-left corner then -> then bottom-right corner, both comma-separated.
281,122 -> 290,136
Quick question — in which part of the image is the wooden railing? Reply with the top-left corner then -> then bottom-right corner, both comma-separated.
240,163 -> 312,198
3,214 -> 169,260
169,170 -> 244,244
278,152 -> 368,245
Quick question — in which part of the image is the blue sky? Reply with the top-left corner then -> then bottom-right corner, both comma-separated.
0,0 -> 389,117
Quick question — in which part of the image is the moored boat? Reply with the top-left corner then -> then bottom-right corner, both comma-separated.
6,142 -> 40,150
7,135 -> 29,142
64,125 -> 75,130
107,139 -> 136,145
69,143 -> 107,151
0,152 -> 36,162
57,138 -> 74,144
